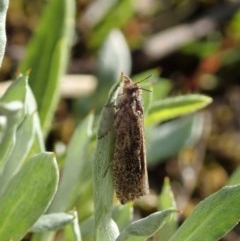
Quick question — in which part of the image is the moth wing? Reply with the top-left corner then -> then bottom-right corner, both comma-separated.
113,110 -> 148,203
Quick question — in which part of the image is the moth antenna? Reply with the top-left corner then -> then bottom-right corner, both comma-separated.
140,87 -> 152,93
121,73 -> 152,92
136,75 -> 152,92
135,75 -> 152,84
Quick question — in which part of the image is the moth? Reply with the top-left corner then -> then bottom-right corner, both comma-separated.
113,73 -> 149,204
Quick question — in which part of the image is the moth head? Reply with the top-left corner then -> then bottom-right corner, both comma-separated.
123,76 -> 140,96
121,73 -> 151,97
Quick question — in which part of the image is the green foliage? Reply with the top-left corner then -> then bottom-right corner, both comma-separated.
93,80 -> 120,241
30,213 -> 75,232
1,0 -> 240,240
0,153 -> 58,241
168,186 -> 240,241
97,30 -> 132,97
146,114 -> 206,166
155,178 -> 178,241
87,0 -> 135,49
0,75 -> 59,240
116,209 -> 176,241
146,94 -> 212,125
48,112 -> 94,212
19,0 -> 75,135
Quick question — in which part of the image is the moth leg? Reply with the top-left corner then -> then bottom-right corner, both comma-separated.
104,104 -> 117,108
103,159 -> 113,177
98,123 -> 114,139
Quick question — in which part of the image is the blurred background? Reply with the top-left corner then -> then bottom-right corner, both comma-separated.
1,0 -> 240,240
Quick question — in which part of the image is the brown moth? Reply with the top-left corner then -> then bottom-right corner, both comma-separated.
113,73 -> 149,204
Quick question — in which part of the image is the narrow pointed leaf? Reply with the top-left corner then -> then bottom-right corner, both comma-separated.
1,75 -> 27,105
156,178 -> 178,241
168,185 -> 240,241
0,113 -> 35,194
116,209 -> 177,241
112,204 -> 133,232
19,0 -> 75,134
30,213 -> 74,232
96,218 -> 119,241
97,29 -> 131,89
0,101 -> 23,170
146,94 -> 212,125
72,210 -> 82,241
94,30 -> 131,112
0,152 -> 59,241
25,85 -> 45,153
93,80 -> 121,240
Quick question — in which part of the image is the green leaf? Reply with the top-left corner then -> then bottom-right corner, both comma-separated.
116,209 -> 177,241
49,112 -> 94,212
19,0 -> 75,134
146,94 -> 212,125
158,178 -> 177,211
97,29 -> 131,87
168,185 -> 240,241
146,114 -> 205,166
71,210 -> 82,241
155,178 -> 177,241
0,74 -> 44,163
82,0 -> 118,28
1,74 -> 27,106
25,85 -> 45,153
39,39 -> 69,134
80,215 -> 94,240
61,210 -> 82,241
32,110 -> 93,241
30,213 -> 74,232
88,0 -> 135,49
112,204 -> 133,232
93,80 -> 121,240
150,78 -> 172,102
0,101 -> 23,170
93,29 -> 131,112
0,152 -> 59,241
96,218 -> 119,241
0,113 -> 35,194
